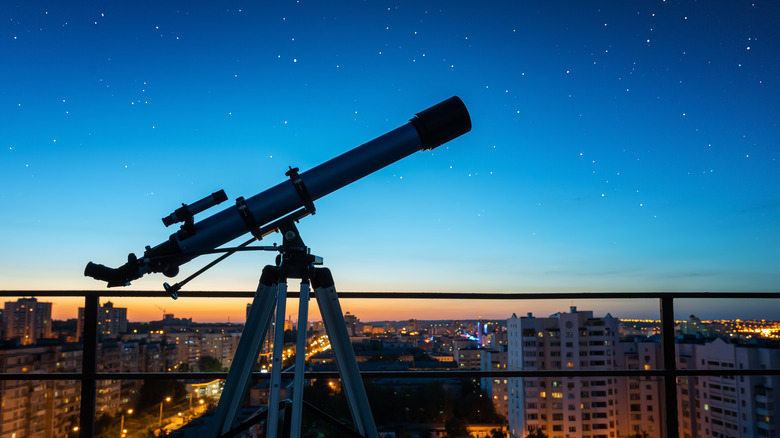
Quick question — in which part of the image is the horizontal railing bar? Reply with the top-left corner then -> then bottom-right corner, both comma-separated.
3,368 -> 779,381
2,290 -> 780,299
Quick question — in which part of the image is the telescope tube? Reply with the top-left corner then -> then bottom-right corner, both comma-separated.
85,96 -> 471,286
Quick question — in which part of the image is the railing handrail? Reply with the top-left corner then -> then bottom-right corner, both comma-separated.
2,290 -> 779,299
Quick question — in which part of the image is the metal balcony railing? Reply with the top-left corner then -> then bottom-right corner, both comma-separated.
1,290 -> 779,438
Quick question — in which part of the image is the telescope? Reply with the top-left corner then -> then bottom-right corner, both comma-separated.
85,96 -> 471,289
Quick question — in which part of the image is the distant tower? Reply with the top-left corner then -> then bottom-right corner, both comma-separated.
344,312 -> 358,336
2,297 -> 53,345
77,301 -> 128,339
248,302 -> 276,354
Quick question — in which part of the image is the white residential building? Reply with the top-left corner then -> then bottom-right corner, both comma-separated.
507,307 -> 663,438
677,337 -> 780,438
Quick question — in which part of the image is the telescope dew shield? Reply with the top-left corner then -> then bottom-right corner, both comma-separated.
411,96 -> 472,150
85,96 -> 471,286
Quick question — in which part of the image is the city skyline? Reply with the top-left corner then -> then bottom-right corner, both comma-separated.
2,1 -> 778,322
3,299 -> 778,437
4,294 -> 780,326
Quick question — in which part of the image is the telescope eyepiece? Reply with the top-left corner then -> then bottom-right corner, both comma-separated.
410,96 -> 471,151
84,253 -> 143,287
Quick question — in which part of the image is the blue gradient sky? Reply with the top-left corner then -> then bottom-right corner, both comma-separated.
2,1 -> 778,322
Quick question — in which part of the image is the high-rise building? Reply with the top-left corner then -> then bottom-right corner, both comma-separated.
507,307 -> 663,438
2,297 -> 53,345
677,337 -> 780,438
344,312 -> 359,336
482,348 -> 510,418
247,302 -> 275,355
0,343 -> 81,436
77,301 -> 128,339
199,331 -> 242,370
0,337 -> 182,436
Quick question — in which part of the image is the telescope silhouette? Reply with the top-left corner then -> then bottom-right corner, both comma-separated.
85,96 -> 471,288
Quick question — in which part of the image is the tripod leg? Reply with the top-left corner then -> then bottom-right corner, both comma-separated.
313,268 -> 379,438
266,277 -> 289,438
210,265 -> 279,437
289,280 -> 311,438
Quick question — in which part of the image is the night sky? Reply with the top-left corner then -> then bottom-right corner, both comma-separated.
2,1 -> 778,322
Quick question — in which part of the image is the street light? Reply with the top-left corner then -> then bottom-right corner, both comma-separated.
159,397 -> 172,434
120,409 -> 133,437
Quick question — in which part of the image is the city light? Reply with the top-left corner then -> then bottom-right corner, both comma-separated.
2,299 -> 778,437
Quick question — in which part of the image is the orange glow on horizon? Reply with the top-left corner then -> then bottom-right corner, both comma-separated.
32,296 -> 665,323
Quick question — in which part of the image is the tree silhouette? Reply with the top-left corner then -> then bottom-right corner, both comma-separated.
197,355 -> 223,372
444,415 -> 468,437
135,379 -> 187,412
490,428 -> 507,438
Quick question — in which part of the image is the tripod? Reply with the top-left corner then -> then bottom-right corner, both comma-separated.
208,221 -> 379,438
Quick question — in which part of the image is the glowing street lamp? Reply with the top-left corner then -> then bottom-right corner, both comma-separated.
159,397 -> 172,433
120,409 -> 133,437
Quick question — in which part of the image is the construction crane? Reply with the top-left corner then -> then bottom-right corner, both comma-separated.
155,304 -> 167,321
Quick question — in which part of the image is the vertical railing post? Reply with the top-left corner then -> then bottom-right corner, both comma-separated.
660,296 -> 679,438
80,293 -> 98,437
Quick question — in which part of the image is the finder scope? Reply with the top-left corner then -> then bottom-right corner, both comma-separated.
162,190 -> 228,227
85,96 -> 471,287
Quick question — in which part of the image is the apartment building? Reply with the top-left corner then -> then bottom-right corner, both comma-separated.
0,336 -> 183,436
677,337 -> 780,438
507,307 -> 663,438
0,343 -> 81,437
481,348 -> 510,418
2,298 -> 53,346
76,301 -> 128,340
